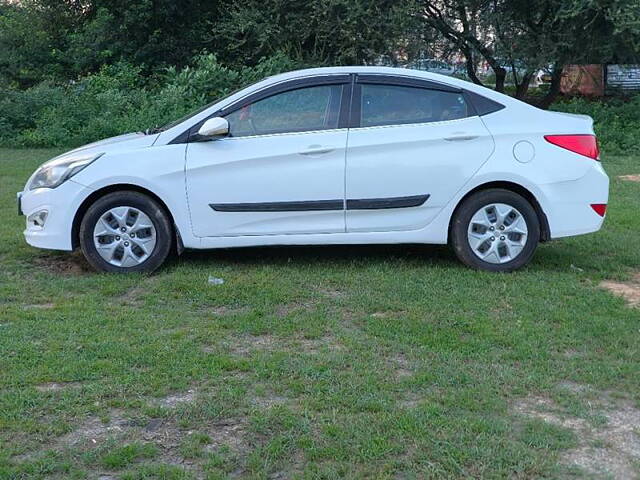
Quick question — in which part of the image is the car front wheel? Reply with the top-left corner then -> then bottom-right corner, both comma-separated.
451,189 -> 540,272
79,191 -> 172,273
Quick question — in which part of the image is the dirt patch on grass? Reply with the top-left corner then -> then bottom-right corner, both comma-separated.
224,332 -> 343,358
513,385 -> 640,478
490,299 -> 513,315
297,334 -> 343,354
23,303 -> 55,310
557,380 -> 591,394
143,416 -> 249,461
268,450 -> 305,479
155,389 -> 197,408
563,349 -> 586,359
35,381 -> 80,392
32,251 -> 91,276
209,305 -> 250,316
249,385 -> 295,409
317,287 -> 346,300
251,394 -> 289,408
142,419 -> 190,465
58,410 -> 133,449
117,276 -> 162,307
391,353 -> 414,379
227,334 -> 279,356
55,407 -> 249,474
276,301 -> 316,317
398,392 -> 421,409
119,285 -> 148,307
600,273 -> 640,308
203,418 -> 248,454
370,310 -> 408,319
619,174 -> 640,182
19,381 -> 251,475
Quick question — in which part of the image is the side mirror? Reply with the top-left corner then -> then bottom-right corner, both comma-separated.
197,117 -> 229,139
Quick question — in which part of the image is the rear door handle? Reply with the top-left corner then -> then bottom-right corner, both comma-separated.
299,145 -> 335,156
443,134 -> 479,142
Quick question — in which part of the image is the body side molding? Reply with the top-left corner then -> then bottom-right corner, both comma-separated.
210,199 -> 343,212
346,194 -> 429,210
210,194 -> 430,212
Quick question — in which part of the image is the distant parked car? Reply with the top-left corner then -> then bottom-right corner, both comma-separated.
18,67 -> 608,273
452,63 -> 470,78
536,70 -> 553,84
497,60 -> 529,76
405,59 -> 455,76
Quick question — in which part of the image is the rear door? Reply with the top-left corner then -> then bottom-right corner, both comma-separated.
185,75 -> 351,237
345,75 -> 495,232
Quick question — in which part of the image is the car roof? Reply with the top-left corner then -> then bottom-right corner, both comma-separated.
264,66 -> 456,88
265,66 -> 513,102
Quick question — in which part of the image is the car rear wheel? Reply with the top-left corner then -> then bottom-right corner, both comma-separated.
451,189 -> 540,272
79,191 -> 172,273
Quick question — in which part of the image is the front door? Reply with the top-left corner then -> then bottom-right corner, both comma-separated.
186,80 -> 350,237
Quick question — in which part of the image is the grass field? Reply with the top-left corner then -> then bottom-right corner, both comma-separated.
1,148 -> 639,479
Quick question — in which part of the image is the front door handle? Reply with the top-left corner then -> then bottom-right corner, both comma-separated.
299,145 -> 335,156
443,134 -> 479,142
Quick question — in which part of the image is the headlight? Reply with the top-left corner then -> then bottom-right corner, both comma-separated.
27,152 -> 104,190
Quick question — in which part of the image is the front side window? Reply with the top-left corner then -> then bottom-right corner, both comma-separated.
360,84 -> 470,128
225,84 -> 344,137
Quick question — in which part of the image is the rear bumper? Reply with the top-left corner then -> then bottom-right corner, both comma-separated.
541,162 -> 609,239
20,180 -> 90,251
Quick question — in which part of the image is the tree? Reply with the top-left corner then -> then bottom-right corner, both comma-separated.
0,2 -> 74,87
209,0 -> 413,66
416,1 -> 509,91
0,0 -> 226,86
415,0 -> 640,106
502,0 -> 640,106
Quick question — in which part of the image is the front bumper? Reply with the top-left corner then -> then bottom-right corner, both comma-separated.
20,180 -> 90,251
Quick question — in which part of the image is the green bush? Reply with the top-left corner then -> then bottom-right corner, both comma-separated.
0,82 -> 67,145
0,53 -> 301,148
551,95 -> 640,155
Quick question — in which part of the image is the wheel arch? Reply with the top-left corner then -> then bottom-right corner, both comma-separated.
448,181 -> 550,242
71,184 -> 181,251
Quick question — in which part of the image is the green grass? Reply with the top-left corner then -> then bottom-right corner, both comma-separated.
1,148 -> 639,479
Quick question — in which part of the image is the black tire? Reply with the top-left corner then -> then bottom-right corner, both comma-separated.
450,189 -> 540,272
79,191 -> 172,273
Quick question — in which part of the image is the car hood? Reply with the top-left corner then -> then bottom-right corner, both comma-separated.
22,133 -> 160,192
62,132 -> 159,157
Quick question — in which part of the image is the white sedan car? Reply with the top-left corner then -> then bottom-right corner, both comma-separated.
18,67 -> 609,273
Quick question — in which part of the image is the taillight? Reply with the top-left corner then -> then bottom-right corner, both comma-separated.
590,204 -> 607,217
544,134 -> 600,160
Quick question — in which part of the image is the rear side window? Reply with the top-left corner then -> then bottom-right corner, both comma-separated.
225,84 -> 344,137
360,84 -> 470,127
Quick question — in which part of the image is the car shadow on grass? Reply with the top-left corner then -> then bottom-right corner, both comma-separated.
27,241 -> 592,276
171,243 -> 457,268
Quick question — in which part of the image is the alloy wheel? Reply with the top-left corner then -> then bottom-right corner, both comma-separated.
467,203 -> 529,264
92,206 -> 157,267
